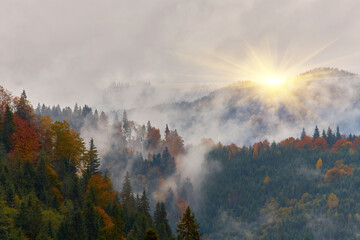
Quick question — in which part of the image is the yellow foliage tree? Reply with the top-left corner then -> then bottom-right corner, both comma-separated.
327,193 -> 339,208
253,147 -> 258,158
264,176 -> 270,184
316,158 -> 323,169
51,121 -> 86,169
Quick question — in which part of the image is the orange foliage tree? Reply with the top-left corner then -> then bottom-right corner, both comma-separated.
166,131 -> 185,157
330,139 -> 351,152
324,161 -> 352,182
147,127 -> 161,151
294,136 -> 313,149
9,115 -> 40,162
312,137 -> 329,150
279,137 -> 296,148
351,137 -> 360,150
86,174 -> 116,208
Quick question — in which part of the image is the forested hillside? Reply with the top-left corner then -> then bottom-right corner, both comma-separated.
4,84 -> 360,239
37,91 -> 360,239
0,86 -> 203,240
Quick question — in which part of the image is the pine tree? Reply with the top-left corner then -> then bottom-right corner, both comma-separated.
322,129 -> 326,139
123,110 -> 131,141
165,124 -> 170,140
2,105 -> 14,153
84,201 -> 101,240
336,125 -> 341,141
326,127 -> 334,145
300,128 -> 306,140
86,138 -> 100,176
313,126 -> 320,140
154,202 -> 173,240
121,172 -> 135,212
177,206 -> 201,240
140,190 -> 151,217
147,121 -> 152,133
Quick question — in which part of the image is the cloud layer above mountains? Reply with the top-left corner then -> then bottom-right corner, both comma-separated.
1,0 -> 360,107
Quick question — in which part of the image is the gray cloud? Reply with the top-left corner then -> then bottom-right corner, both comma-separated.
1,0 -> 360,107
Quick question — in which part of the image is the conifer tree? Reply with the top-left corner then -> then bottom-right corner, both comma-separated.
2,105 -> 14,152
86,138 -> 100,176
177,206 -> 201,240
14,90 -> 33,121
326,127 -> 334,145
336,125 -> 341,141
313,126 -> 320,140
121,172 -> 132,206
154,202 -> 173,240
123,110 -> 131,141
84,201 -> 101,240
300,128 -> 306,140
322,129 -> 326,139
165,124 -> 170,140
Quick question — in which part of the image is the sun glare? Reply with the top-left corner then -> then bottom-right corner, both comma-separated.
264,76 -> 286,86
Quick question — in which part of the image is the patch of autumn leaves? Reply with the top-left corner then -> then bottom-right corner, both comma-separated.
330,139 -> 352,152
324,160 -> 352,182
95,206 -> 114,230
86,174 -> 116,208
9,115 -> 40,163
86,174 -> 117,230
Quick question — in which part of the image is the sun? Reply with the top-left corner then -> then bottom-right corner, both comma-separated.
264,76 -> 286,86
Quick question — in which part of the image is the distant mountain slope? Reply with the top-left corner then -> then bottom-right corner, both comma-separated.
150,68 -> 360,145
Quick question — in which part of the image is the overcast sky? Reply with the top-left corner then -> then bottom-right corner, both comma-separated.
1,0 -> 360,107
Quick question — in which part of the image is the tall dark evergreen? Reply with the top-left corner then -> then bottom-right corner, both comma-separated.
154,202 -> 173,240
326,127 -> 335,145
2,105 -> 14,153
165,124 -> 170,139
121,172 -> 135,212
300,128 -> 306,140
86,138 -> 100,176
313,126 -> 320,140
177,206 -> 201,240
123,110 -> 131,141
336,125 -> 341,141
322,129 -> 326,139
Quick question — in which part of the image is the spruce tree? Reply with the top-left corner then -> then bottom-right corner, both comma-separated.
2,105 -> 14,153
86,138 -> 100,176
313,126 -> 320,140
322,129 -> 326,139
177,206 -> 201,240
154,202 -> 173,240
165,124 -> 170,140
326,127 -> 334,145
121,172 -> 134,210
336,125 -> 341,141
123,110 -> 131,141
300,128 -> 306,140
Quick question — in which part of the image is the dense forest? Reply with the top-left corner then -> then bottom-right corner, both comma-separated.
0,86 -> 201,240
4,84 -> 360,239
